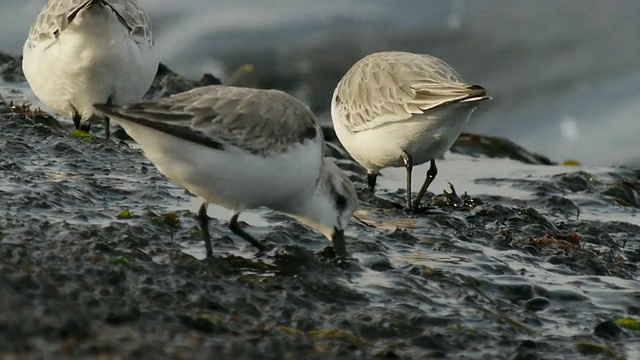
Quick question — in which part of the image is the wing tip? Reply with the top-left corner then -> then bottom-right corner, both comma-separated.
465,85 -> 491,102
467,84 -> 487,96
93,102 -> 120,116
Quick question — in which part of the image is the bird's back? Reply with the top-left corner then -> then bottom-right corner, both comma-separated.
332,51 -> 486,134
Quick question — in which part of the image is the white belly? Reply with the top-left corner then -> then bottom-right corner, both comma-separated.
118,121 -> 324,212
22,6 -> 158,121
334,103 -> 478,171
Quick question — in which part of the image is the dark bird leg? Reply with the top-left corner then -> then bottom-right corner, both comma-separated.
331,227 -> 347,259
80,122 -> 92,133
72,111 -> 82,130
72,109 -> 92,132
229,213 -> 267,252
401,151 -> 414,212
198,202 -> 213,257
72,109 -> 92,133
413,159 -> 438,209
367,172 -> 378,190
104,95 -> 114,139
104,117 -> 110,139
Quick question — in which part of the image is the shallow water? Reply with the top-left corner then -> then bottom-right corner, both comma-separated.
2,69 -> 640,357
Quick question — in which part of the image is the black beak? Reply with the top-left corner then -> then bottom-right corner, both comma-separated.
331,227 -> 347,259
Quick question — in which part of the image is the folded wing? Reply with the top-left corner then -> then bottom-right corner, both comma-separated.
334,52 -> 488,133
94,85 -> 322,156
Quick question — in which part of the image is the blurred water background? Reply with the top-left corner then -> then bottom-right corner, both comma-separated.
2,0 -> 639,166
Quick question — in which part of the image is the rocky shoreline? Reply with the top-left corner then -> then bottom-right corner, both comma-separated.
1,51 -> 639,359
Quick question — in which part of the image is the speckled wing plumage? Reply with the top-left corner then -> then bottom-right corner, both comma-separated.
105,0 -> 153,45
333,51 -> 487,133
25,0 -> 153,49
94,85 -> 322,156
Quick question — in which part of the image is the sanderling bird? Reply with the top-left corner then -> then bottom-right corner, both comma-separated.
22,0 -> 159,138
331,51 -> 490,211
94,85 -> 358,258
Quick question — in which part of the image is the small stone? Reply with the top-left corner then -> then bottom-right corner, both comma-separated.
375,349 -> 401,359
524,297 -> 551,312
410,333 -> 450,352
514,340 -> 538,360
199,73 -> 222,86
593,320 -> 621,340
58,316 -> 90,340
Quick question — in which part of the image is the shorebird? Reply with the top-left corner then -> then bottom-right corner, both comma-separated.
22,0 -> 159,138
94,85 -> 358,258
331,51 -> 490,211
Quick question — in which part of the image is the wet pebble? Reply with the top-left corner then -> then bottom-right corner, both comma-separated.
546,289 -> 588,302
602,178 -> 640,207
553,172 -> 596,192
493,230 -> 514,249
514,340 -> 538,360
450,133 -> 556,165
544,196 -> 580,219
410,332 -> 450,353
499,283 -> 535,302
524,297 -> 551,312
57,316 -> 92,340
365,256 -> 393,272
593,320 -> 621,340
373,349 -> 401,359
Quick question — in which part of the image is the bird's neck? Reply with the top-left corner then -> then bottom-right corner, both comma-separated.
284,185 -> 335,241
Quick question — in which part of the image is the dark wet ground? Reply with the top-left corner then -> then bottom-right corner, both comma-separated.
1,52 -> 639,359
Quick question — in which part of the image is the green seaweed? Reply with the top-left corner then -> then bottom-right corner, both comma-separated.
228,64 -> 254,85
117,209 -> 132,219
614,317 -> 640,330
277,326 -> 305,336
451,323 -> 479,335
187,314 -> 227,333
224,255 -> 275,272
162,212 -> 180,227
307,328 -> 372,347
575,342 -> 620,358
280,326 -> 372,347
70,130 -> 94,139
151,212 -> 181,229
109,257 -> 129,266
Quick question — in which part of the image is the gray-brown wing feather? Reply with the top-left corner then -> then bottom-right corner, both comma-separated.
334,51 -> 487,133
96,85 -> 322,156
104,0 -> 154,45
26,0 -> 153,47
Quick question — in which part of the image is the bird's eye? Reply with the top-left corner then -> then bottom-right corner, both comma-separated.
335,193 -> 347,211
